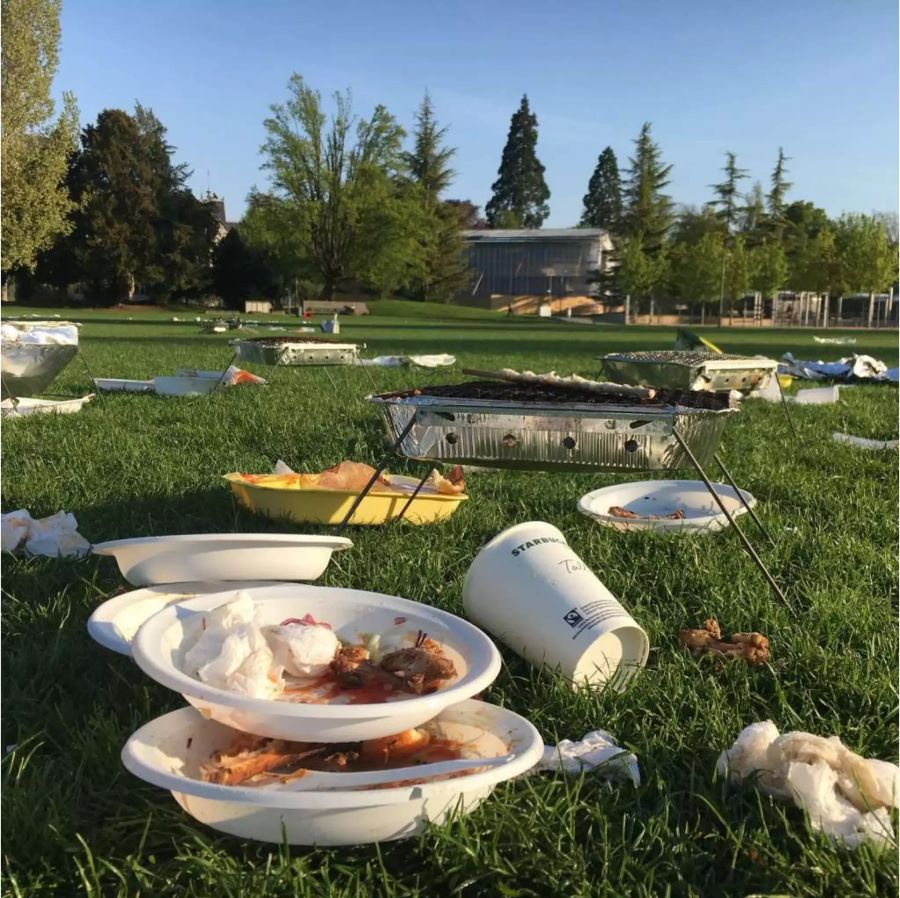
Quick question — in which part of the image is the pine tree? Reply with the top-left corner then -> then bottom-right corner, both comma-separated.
1,0 -> 78,278
404,92 -> 454,196
485,95 -> 550,228
708,151 -> 748,233
580,146 -> 622,230
766,147 -> 792,231
405,93 -> 468,301
622,122 -> 673,254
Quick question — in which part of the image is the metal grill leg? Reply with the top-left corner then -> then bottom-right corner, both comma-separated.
391,468 -> 432,525
335,414 -> 419,531
355,356 -> 380,392
774,373 -> 800,440
674,429 -> 789,607
713,452 -> 775,545
76,350 -> 104,404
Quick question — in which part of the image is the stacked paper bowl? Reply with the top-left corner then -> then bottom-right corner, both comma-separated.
88,535 -> 542,845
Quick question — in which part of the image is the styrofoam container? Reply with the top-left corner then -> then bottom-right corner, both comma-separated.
87,581 -> 283,656
577,480 -> 756,534
121,700 -> 543,845
793,385 -> 840,405
153,375 -> 221,397
91,533 -> 352,586
462,522 -> 648,691
131,584 -> 502,742
93,378 -> 155,393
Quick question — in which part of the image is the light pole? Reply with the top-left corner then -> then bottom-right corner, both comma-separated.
718,249 -> 727,326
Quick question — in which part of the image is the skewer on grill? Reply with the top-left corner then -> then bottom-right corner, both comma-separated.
461,368 -> 656,400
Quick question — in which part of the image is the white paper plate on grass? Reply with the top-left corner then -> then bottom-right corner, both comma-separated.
131,584 -> 502,742
87,580 -> 283,656
577,480 -> 756,534
122,699 -> 543,846
91,533 -> 353,586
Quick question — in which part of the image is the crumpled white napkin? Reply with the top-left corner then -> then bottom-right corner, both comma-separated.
717,721 -> 899,848
832,432 -> 899,451
1,321 -> 79,345
359,354 -> 456,368
1,509 -> 91,557
535,729 -> 641,786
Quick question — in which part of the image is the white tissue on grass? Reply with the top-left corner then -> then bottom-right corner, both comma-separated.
1,509 -> 90,557
273,459 -> 296,475
265,623 -> 340,677
832,432 -> 899,451
536,729 -> 641,786
717,720 -> 899,848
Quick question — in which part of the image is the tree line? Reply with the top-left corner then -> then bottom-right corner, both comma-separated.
2,1 -> 896,311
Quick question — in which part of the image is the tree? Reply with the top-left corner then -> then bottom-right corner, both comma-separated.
791,225 -> 840,297
260,74 -> 423,299
670,205 -> 722,246
443,199 -> 485,229
46,105 -> 214,302
783,200 -> 830,289
622,122 -> 674,254
1,0 -> 78,279
708,151 -> 748,233
751,239 -> 788,303
404,94 -> 468,301
670,232 -> 725,318
404,93 -> 454,196
485,95 -> 550,228
765,147 -> 792,234
580,146 -> 622,230
740,181 -> 767,243
724,235 -> 753,305
211,228 -> 278,309
834,214 -> 896,299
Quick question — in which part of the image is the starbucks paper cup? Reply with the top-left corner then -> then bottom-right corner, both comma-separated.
462,522 -> 649,690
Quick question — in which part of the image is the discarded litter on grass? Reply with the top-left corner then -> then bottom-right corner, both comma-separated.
1,509 -> 90,557
679,619 -> 770,666
535,730 -> 641,786
832,433 -> 899,451
717,721 -> 899,848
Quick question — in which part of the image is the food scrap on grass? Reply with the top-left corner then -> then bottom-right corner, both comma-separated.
679,619 -> 770,666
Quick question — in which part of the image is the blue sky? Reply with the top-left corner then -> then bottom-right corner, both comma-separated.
55,0 -> 897,225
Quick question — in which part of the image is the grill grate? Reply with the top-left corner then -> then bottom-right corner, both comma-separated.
602,351 -> 750,366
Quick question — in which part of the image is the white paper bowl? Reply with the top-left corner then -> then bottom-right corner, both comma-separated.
131,584 -> 503,742
91,534 -> 353,586
122,700 -> 542,845
577,480 -> 756,534
87,581 -> 284,656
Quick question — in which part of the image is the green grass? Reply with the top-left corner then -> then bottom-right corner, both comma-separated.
2,306 -> 898,897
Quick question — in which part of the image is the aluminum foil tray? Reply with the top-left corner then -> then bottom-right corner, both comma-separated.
369,381 -> 736,472
599,351 -> 778,393
1,342 -> 78,399
233,337 -> 363,367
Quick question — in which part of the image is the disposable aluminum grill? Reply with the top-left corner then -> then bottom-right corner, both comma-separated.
598,351 -> 778,394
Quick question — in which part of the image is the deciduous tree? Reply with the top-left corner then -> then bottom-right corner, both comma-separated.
1,0 -> 78,279
261,74 -> 422,299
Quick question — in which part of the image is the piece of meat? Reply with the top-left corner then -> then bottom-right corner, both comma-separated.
330,644 -> 386,687
200,733 -> 324,785
678,619 -> 770,667
378,647 -> 457,694
358,728 -> 431,767
608,506 -> 685,520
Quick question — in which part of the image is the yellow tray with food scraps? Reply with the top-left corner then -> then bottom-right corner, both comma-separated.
224,463 -> 467,526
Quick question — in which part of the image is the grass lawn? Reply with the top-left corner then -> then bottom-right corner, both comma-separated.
2,304 -> 898,897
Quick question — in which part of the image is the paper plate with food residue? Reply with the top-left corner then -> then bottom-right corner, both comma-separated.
121,699 -> 542,845
131,583 -> 501,742
577,480 -> 756,534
